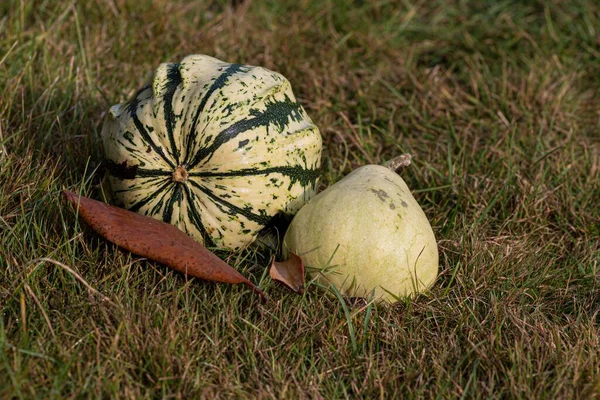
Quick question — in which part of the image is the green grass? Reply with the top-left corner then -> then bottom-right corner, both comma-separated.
1,0 -> 599,397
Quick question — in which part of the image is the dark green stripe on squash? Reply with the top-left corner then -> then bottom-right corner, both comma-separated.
162,63 -> 183,165
162,183 -> 183,223
106,161 -> 172,180
111,177 -> 164,194
189,164 -> 319,190
128,180 -> 172,213
149,182 -> 180,217
188,180 -> 270,225
182,184 -> 216,247
183,63 -> 245,165
187,94 -> 303,169
126,87 -> 176,169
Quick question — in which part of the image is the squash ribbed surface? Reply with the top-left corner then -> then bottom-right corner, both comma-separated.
101,55 -> 322,250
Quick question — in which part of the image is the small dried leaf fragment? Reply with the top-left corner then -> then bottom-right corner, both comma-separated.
270,253 -> 305,294
63,191 -> 266,300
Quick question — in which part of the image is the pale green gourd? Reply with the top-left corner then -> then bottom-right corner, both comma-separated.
283,157 -> 438,302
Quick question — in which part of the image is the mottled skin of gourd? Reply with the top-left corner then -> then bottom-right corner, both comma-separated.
283,165 -> 438,302
101,54 -> 322,250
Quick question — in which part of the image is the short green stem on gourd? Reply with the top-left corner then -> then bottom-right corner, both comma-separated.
384,153 -> 412,173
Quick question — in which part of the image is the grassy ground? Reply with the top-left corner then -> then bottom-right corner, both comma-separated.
1,0 -> 599,397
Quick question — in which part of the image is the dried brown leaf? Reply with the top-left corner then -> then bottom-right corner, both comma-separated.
63,191 -> 266,301
269,252 -> 305,294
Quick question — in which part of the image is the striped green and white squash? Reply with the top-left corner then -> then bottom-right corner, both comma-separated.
101,54 -> 322,250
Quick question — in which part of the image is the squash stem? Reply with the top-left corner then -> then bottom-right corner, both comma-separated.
172,165 -> 189,182
384,153 -> 412,173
